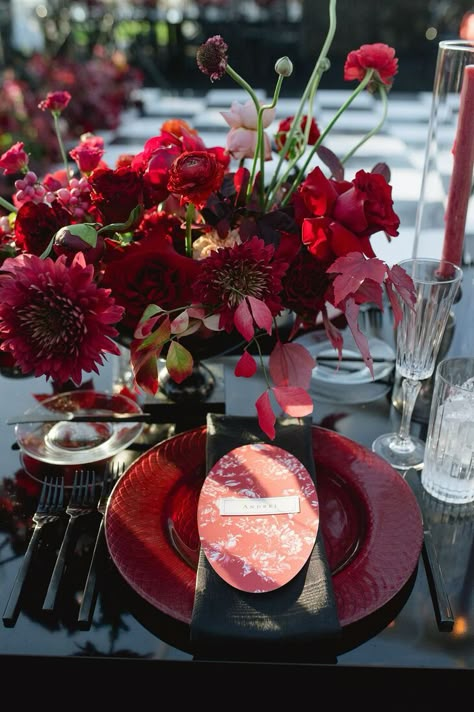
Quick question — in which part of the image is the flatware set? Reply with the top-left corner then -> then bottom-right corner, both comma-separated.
2,463 -> 123,628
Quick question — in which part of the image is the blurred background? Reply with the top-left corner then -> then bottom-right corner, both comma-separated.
0,0 -> 473,175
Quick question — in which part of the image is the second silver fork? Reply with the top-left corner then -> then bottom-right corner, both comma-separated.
42,469 -> 96,612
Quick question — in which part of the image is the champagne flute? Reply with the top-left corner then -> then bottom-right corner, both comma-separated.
372,257 -> 462,471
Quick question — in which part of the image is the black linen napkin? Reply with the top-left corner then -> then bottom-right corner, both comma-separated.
190,414 -> 341,663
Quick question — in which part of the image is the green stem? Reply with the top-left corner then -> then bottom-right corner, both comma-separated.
0,196 -> 17,213
340,84 -> 388,165
250,74 -> 284,206
225,64 -> 261,114
185,202 -> 195,258
53,112 -> 70,183
266,0 -> 338,206
253,336 -> 272,389
281,68 -> 374,207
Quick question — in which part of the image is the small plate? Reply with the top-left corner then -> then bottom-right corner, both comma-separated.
15,390 -> 145,466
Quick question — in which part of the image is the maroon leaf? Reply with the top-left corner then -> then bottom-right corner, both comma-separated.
234,299 -> 254,341
272,386 -> 314,418
255,390 -> 276,440
247,296 -> 272,335
234,350 -> 257,377
343,298 -> 374,378
269,342 -> 315,388
328,252 -> 386,305
316,145 -> 345,181
371,162 -> 391,183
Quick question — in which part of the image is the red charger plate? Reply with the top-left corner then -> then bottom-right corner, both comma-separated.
105,426 -> 423,628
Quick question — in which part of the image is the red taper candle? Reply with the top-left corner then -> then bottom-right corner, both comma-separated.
441,64 -> 474,269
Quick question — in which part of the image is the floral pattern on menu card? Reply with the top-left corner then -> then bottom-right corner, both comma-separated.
197,443 -> 319,593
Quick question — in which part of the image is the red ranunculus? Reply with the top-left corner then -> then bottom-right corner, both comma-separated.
333,169 -> 400,238
275,116 -> 320,153
89,166 -> 144,224
168,151 -> 225,208
101,237 -> 201,331
14,201 -> 72,255
344,43 -> 398,91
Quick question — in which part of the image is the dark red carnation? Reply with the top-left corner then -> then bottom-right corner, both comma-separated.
281,249 -> 333,322
101,238 -> 201,331
168,151 -> 225,208
89,166 -> 144,225
14,201 -> 72,255
135,209 -> 186,254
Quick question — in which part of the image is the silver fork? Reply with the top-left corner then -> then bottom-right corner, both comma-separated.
3,477 -> 64,626
78,461 -> 124,628
42,469 -> 96,612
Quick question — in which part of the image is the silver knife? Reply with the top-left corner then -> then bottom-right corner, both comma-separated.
404,468 -> 455,632
7,411 -> 152,425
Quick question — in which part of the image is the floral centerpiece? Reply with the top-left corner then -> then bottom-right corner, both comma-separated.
0,0 -> 416,439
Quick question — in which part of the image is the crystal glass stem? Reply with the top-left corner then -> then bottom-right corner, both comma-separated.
392,378 -> 422,452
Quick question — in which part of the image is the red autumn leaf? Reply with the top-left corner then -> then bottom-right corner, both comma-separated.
247,296 -> 272,335
342,297 -> 374,378
322,307 -> 344,357
328,252 -> 386,305
134,304 -> 166,339
234,299 -> 254,340
130,340 -> 160,395
272,386 -> 314,418
387,263 -> 417,306
166,341 -> 193,383
255,390 -> 276,440
235,350 -> 257,377
137,315 -> 171,351
384,264 -> 416,327
234,166 -> 250,205
170,310 -> 189,334
269,342 -> 315,389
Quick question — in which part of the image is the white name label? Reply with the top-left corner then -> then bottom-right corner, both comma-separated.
218,495 -> 300,516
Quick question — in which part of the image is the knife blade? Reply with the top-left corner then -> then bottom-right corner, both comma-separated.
404,468 -> 455,632
7,411 -> 152,425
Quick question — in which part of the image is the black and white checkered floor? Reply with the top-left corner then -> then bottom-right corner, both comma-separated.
105,86 -> 474,267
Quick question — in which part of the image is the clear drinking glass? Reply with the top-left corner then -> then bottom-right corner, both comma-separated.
421,357 -> 474,504
372,257 -> 462,471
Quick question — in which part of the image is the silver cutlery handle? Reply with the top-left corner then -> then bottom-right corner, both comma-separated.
42,518 -> 75,611
3,526 -> 43,626
77,520 -> 105,628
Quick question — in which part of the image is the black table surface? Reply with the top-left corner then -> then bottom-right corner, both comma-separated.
0,268 -> 473,694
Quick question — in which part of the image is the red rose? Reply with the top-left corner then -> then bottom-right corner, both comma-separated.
302,216 -> 372,261
168,151 -> 225,208
14,201 -> 72,255
89,166 -> 144,225
333,169 -> 400,238
344,43 -> 398,91
101,237 -> 201,331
